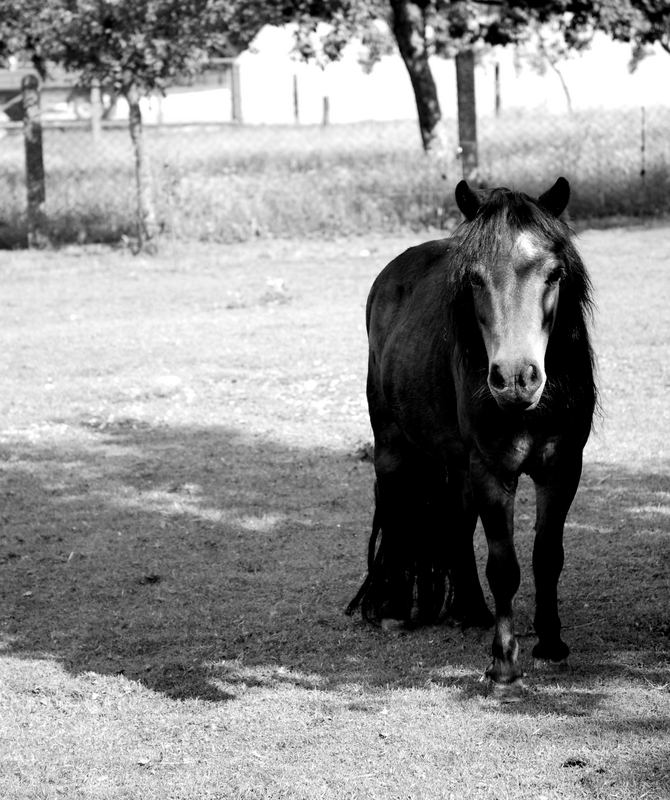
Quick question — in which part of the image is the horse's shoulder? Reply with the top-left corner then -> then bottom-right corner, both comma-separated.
371,238 -> 454,297
366,238 -> 454,334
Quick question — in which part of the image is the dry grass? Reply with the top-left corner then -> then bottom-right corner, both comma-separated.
0,108 -> 669,245
0,227 -> 668,799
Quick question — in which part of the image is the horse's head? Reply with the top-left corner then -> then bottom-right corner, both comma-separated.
455,178 -> 571,411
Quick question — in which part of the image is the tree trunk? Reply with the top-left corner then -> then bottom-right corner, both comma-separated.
389,0 -> 448,160
548,59 -> 572,114
21,74 -> 48,247
124,76 -> 158,251
537,39 -> 572,114
455,49 -> 478,182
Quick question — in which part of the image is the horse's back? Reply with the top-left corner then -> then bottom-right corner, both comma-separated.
366,238 -> 454,340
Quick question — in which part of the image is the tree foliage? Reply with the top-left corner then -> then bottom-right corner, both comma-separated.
0,0 -> 276,249
277,1 -> 669,156
3,0 -> 665,94
282,1 -> 670,69
290,1 -> 538,66
0,0 -> 245,90
562,1 -> 669,54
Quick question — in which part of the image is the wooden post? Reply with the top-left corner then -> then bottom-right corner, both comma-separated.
231,62 -> 242,123
640,106 -> 646,180
90,79 -> 102,142
455,50 -> 478,182
494,61 -> 501,117
21,74 -> 47,247
293,74 -> 299,124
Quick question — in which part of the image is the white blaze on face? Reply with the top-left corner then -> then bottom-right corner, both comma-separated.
513,231 -> 542,261
477,230 -> 555,407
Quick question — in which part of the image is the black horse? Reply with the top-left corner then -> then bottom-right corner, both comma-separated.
347,178 -> 597,687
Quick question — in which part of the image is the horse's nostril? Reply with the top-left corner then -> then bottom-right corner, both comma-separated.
518,363 -> 537,390
489,363 -> 507,391
490,361 -> 543,400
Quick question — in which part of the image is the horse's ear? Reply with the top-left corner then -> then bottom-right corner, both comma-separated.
455,180 -> 481,221
538,177 -> 570,217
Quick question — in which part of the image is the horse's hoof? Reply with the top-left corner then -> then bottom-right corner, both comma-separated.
485,677 -> 527,703
483,662 -> 526,700
381,618 -> 406,633
532,640 -> 570,662
533,657 -> 571,673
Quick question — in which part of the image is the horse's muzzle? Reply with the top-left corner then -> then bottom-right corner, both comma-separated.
488,360 -> 545,410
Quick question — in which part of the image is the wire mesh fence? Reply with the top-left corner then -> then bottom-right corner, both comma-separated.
1,101 -> 669,246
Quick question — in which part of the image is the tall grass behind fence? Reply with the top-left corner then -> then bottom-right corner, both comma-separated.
479,106 -> 670,217
1,105 -> 668,246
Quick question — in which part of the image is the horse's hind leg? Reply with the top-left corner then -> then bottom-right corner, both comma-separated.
353,427 -> 449,626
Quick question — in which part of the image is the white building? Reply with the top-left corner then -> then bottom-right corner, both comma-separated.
236,26 -> 669,124
102,25 -> 670,126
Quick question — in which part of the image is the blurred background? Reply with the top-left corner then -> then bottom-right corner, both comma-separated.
1,18 -> 669,246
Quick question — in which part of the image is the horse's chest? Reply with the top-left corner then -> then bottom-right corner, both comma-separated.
501,433 -> 534,472
493,433 -> 560,476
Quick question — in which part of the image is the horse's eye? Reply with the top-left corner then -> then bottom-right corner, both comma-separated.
546,268 -> 564,285
469,272 -> 485,288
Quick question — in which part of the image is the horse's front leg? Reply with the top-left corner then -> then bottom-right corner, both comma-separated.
446,468 -> 494,628
531,453 -> 583,663
470,451 -> 522,684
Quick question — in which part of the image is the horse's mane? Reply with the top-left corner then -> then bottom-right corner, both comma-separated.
444,187 -> 598,420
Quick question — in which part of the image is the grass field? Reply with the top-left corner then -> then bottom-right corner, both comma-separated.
1,107 -> 669,245
0,226 -> 668,799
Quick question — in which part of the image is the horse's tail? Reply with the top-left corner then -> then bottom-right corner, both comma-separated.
345,502 -> 381,618
345,481 -> 451,625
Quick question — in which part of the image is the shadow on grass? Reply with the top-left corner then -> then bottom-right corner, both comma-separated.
1,421 -> 668,708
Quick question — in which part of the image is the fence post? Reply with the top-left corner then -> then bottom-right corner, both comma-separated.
231,62 -> 242,123
21,74 -> 47,247
90,79 -> 102,142
455,50 -> 478,182
293,74 -> 300,124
